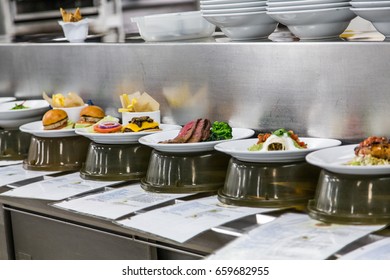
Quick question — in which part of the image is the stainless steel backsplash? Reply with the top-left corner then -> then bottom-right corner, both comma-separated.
0,41 -> 388,142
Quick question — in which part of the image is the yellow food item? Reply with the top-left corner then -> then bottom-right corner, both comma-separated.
60,7 -> 83,22
122,122 -> 158,132
42,91 -> 84,108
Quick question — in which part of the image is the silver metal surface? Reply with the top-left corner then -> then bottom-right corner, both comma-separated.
1,37 -> 389,141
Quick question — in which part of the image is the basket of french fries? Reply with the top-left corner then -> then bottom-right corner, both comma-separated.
58,8 -> 89,43
119,92 -> 161,125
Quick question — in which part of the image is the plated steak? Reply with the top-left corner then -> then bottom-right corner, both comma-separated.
160,118 -> 212,144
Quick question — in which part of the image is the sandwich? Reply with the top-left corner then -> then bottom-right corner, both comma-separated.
122,116 -> 160,133
42,109 -> 69,130
75,105 -> 105,128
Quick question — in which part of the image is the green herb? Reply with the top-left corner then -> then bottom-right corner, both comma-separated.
272,128 -> 288,136
209,121 -> 233,141
11,101 -> 28,110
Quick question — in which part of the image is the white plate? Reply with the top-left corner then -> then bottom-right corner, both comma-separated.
306,144 -> 390,175
0,115 -> 42,129
138,128 -> 255,153
19,121 -> 76,138
0,100 -> 50,119
214,137 -> 341,163
0,97 -> 16,104
75,124 -> 182,144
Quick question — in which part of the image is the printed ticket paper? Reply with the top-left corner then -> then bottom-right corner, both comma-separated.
116,196 -> 278,243
0,172 -> 120,201
0,164 -> 56,187
53,184 -> 190,220
339,237 -> 390,260
207,213 -> 386,260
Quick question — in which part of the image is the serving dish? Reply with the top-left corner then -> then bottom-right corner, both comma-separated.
0,100 -> 49,119
19,121 -> 76,138
131,11 -> 216,42
0,97 -> 16,104
215,137 -> 341,163
75,124 -> 182,144
138,128 -> 254,153
305,144 -> 390,175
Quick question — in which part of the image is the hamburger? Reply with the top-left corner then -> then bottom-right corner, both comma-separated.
122,116 -> 160,133
42,109 -> 69,130
75,105 -> 105,128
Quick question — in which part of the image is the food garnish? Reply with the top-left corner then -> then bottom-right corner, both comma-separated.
159,119 -> 232,144
208,121 -> 233,141
11,101 -> 28,110
93,121 -> 122,133
347,136 -> 390,166
248,128 -> 307,151
60,7 -> 83,22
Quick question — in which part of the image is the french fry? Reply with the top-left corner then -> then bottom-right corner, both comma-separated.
60,7 -> 83,22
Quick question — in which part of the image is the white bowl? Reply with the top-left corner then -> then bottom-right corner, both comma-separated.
350,7 -> 390,37
54,104 -> 87,123
351,1 -> 390,8
202,6 -> 267,14
266,2 -> 350,12
201,0 -> 266,4
58,19 -> 89,43
122,110 -> 161,126
267,0 -> 349,7
267,7 -> 356,39
201,2 -> 267,9
131,11 -> 216,42
203,11 -> 278,40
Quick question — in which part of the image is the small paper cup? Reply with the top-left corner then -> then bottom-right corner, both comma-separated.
122,110 -> 161,125
58,19 -> 89,43
54,104 -> 87,123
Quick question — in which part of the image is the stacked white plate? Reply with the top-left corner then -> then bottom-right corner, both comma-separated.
350,1 -> 390,37
0,100 -> 50,129
200,0 -> 278,40
265,0 -> 356,39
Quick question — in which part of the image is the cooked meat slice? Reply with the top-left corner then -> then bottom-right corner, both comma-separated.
187,118 -> 211,143
159,119 -> 199,144
354,136 -> 390,159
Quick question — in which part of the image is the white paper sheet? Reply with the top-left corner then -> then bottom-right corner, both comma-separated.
0,164 -> 55,186
116,196 -> 277,243
0,160 -> 23,167
53,184 -> 191,220
0,172 -> 120,201
339,237 -> 390,260
208,213 -> 385,260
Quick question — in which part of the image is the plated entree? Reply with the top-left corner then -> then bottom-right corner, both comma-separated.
159,118 -> 232,144
248,128 -> 307,151
348,136 -> 390,166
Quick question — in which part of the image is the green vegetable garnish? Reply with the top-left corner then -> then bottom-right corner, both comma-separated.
209,121 -> 233,141
272,128 -> 288,136
11,101 -> 28,110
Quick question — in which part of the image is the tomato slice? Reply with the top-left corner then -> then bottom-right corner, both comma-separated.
93,122 -> 122,133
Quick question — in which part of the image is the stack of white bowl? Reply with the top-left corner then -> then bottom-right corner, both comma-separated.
200,0 -> 278,40
350,1 -> 390,38
265,0 -> 356,39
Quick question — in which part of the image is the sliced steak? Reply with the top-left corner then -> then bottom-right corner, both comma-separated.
159,119 -> 199,144
187,118 -> 211,143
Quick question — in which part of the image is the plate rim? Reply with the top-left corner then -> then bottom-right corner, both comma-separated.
19,120 -> 76,137
75,123 -> 182,144
305,144 -> 390,175
213,137 -> 342,162
138,127 -> 255,153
